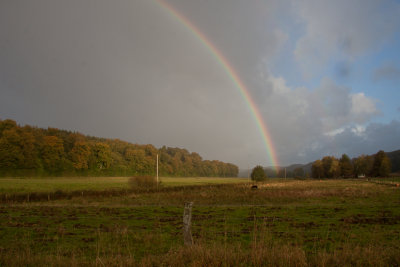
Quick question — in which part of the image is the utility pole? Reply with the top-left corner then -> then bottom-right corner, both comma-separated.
156,154 -> 159,188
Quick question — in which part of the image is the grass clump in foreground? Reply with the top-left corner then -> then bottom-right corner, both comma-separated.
129,175 -> 160,191
0,178 -> 399,266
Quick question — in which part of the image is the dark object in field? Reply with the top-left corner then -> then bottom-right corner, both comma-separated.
251,185 -> 258,190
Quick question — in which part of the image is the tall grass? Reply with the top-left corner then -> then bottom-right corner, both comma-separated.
0,179 -> 399,266
129,175 -> 160,191
1,228 -> 398,266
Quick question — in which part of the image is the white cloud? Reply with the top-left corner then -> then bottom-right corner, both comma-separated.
351,93 -> 379,121
351,125 -> 366,137
255,73 -> 379,164
325,128 -> 345,137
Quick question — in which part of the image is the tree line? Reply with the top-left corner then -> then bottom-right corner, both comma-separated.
0,119 -> 238,177
311,151 -> 391,179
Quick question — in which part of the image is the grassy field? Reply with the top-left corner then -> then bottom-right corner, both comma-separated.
0,178 -> 399,266
0,176 -> 248,194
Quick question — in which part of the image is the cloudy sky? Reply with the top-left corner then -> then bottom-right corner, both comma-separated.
1,0 -> 400,169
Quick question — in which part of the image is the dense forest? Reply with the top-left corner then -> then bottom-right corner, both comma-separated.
310,151 -> 392,179
0,119 -> 238,177
260,150 -> 398,179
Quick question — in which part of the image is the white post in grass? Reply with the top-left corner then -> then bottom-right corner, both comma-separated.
183,202 -> 193,246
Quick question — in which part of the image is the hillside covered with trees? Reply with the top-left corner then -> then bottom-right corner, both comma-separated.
0,119 -> 238,177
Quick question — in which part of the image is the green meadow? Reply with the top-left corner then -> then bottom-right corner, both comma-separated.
0,178 -> 399,266
0,176 -> 248,194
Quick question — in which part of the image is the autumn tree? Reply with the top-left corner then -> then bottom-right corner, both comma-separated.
89,143 -> 112,170
226,163 -> 239,177
125,148 -> 147,174
371,150 -> 391,177
181,150 -> 194,176
353,155 -> 373,177
0,128 -> 24,169
0,119 -> 18,136
251,165 -> 267,181
41,136 -> 65,172
379,157 -> 392,177
158,147 -> 174,175
312,160 -> 324,178
70,141 -> 91,170
321,156 -> 340,178
339,154 -> 353,178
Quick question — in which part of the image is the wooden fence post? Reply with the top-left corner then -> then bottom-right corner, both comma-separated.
183,202 -> 193,246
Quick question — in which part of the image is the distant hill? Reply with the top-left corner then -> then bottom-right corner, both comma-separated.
283,163 -> 313,174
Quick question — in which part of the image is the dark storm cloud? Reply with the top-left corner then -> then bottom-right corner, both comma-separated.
323,120 -> 400,158
0,0 -> 263,167
283,120 -> 400,164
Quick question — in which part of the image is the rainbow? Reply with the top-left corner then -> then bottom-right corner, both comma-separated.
156,0 -> 279,169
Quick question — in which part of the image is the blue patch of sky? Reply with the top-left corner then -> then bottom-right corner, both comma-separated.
344,32 -> 400,123
266,7 -> 310,90
269,16 -> 400,124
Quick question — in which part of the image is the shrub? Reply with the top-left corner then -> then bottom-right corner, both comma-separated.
129,176 -> 160,190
